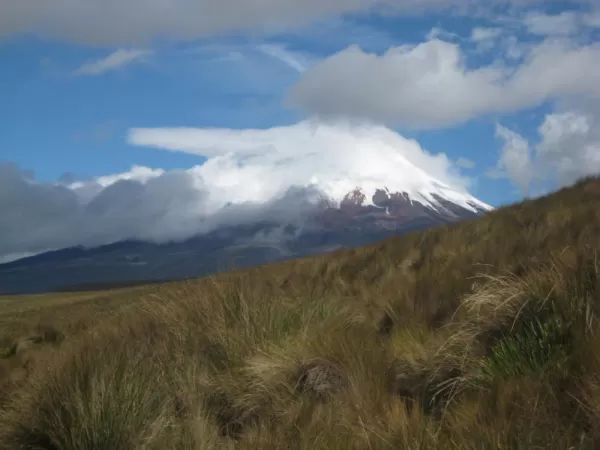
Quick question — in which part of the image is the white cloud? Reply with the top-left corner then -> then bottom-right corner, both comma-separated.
536,111 -> 600,185
494,124 -> 533,194
0,121 -> 477,259
128,120 -> 472,202
288,37 -> 600,128
498,9 -> 600,38
501,35 -> 529,60
583,11 -> 600,28
257,44 -> 310,72
427,27 -> 461,41
470,27 -> 503,42
456,157 -> 476,169
0,0 -> 577,45
469,26 -> 504,53
494,109 -> 600,192
523,11 -> 580,36
74,49 -> 152,76
0,252 -> 39,264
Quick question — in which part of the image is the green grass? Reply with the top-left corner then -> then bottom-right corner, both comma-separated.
1,176 -> 600,449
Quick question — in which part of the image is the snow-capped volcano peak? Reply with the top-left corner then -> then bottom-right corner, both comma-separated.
2,121 -> 493,293
310,178 -> 491,215
128,120 -> 492,217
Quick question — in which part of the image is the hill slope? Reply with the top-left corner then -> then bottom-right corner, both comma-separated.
1,176 -> 599,449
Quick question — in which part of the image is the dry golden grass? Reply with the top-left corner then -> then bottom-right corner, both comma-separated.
1,176 -> 600,449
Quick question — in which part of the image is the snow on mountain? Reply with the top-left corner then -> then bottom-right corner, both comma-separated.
313,180 -> 491,215
1,121 -> 492,286
127,120 -> 492,217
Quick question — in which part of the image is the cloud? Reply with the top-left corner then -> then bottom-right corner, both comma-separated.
469,26 -> 504,53
127,120 -> 472,199
0,252 -> 39,265
584,12 -> 600,28
0,121 -> 476,260
497,9 -> 600,38
536,111 -> 600,185
501,35 -> 530,60
523,11 -> 580,36
494,108 -> 600,192
73,49 -> 152,76
0,0 -> 578,45
426,27 -> 461,41
257,44 -> 310,72
288,37 -> 600,128
470,27 -> 503,42
456,157 -> 476,169
493,124 -> 533,194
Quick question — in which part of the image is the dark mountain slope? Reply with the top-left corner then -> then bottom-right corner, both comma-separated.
0,186 -> 490,294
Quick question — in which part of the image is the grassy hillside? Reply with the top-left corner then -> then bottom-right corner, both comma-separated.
1,176 -> 600,449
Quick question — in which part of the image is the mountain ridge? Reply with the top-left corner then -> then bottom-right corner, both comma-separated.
0,184 -> 490,294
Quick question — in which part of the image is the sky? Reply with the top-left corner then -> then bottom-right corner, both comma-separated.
1,0 -> 600,262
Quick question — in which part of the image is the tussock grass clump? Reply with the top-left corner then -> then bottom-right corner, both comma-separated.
0,176 -> 600,448
3,324 -> 65,358
479,314 -> 572,380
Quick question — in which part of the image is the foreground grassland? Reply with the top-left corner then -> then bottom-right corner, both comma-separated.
1,177 -> 600,449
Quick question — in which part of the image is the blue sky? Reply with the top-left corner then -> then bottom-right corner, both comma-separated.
1,0 -> 600,260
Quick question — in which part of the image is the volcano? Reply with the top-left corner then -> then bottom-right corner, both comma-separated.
0,122 -> 494,294
0,179 -> 491,294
